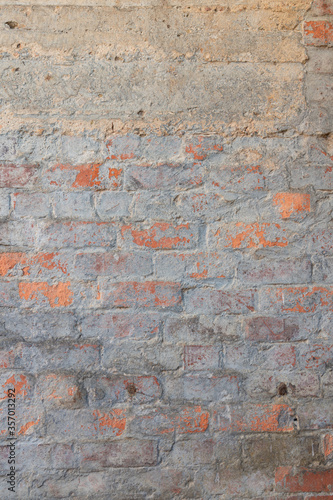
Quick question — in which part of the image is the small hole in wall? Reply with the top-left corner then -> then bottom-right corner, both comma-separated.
127,384 -> 137,396
5,21 -> 18,29
137,110 -> 145,116
278,383 -> 288,396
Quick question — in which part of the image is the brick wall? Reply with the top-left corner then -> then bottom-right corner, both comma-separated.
0,0 -> 332,498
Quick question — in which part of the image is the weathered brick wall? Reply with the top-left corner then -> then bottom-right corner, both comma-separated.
0,0 -> 332,498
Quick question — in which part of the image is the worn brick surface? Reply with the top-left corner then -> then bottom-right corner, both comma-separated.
0,0 -> 332,498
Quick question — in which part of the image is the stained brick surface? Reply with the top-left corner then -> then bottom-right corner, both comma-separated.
0,0 -> 332,498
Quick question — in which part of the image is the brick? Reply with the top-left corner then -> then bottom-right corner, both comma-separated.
106,134 -> 140,161
11,192 -> 50,218
246,371 -> 321,399
260,286 -> 333,314
166,439 -> 214,466
84,375 -> 161,405
74,252 -> 152,278
184,136 -> 224,161
42,162 -> 115,190
52,192 -> 95,220
0,252 -> 71,279
38,221 -> 116,249
244,316 -> 300,341
0,372 -> 33,402
98,281 -> 181,310
102,342 -> 181,373
47,408 -> 126,439
165,315 -> 241,343
324,433 -> 333,458
304,20 -> 333,46
15,342 -> 100,372
312,0 -> 333,15
209,164 -> 266,192
275,466 -> 333,493
133,192 -> 175,220
96,192 -> 131,219
243,435 -> 321,472
307,48 -> 333,73
313,256 -> 333,282
310,229 -> 333,253
0,164 -> 38,187
0,193 -> 10,218
79,312 -> 160,340
78,440 -> 158,470
2,311 -> 77,340
323,369 -> 333,397
209,222 -> 289,249
124,164 -> 204,191
120,222 -> 199,250
291,166 -> 333,190
175,192 -> 226,220
0,220 -> 37,247
0,443 -> 77,472
132,406 -> 209,436
18,281 -> 97,309
297,401 -> 333,429
273,193 -> 311,219
156,251 -> 237,281
184,288 -> 256,314
212,404 -> 296,433
35,373 -> 83,409
298,343 -> 333,370
182,374 -> 240,402
199,467 -> 272,497
0,281 -> 19,307
183,346 -> 220,370
238,258 -> 311,284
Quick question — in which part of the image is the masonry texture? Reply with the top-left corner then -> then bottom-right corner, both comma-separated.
0,0 -> 332,498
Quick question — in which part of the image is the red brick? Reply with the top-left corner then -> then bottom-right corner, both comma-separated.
98,281 -> 181,310
273,193 -> 310,219
133,406 -> 209,435
0,164 -> 38,187
0,252 -> 70,278
210,222 -> 288,249
184,346 -> 220,370
39,221 -> 116,249
324,433 -> 333,458
0,372 -> 33,401
74,252 -> 152,278
304,20 -> 333,46
19,281 -> 74,308
212,404 -> 295,433
43,163 -> 105,189
78,440 -> 158,470
244,317 -> 300,342
276,467 -> 333,493
261,286 -> 333,314
263,345 -> 296,370
121,222 -> 198,250
185,288 -> 256,314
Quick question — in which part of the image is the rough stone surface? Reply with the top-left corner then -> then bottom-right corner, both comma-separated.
0,0 -> 332,498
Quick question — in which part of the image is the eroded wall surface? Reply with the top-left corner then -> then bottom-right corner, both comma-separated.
0,0 -> 333,498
